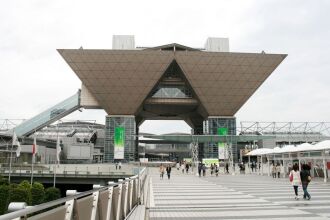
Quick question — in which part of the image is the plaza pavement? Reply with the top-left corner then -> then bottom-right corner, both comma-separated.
148,168 -> 330,220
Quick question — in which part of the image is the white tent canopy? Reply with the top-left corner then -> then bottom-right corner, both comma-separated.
246,148 -> 273,156
247,140 -> 330,156
313,140 -> 330,151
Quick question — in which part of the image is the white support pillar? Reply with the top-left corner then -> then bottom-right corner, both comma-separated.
65,199 -> 75,220
261,155 -> 264,176
298,152 -> 302,171
323,150 -> 327,183
106,184 -> 114,220
282,154 -> 286,178
90,191 -> 100,220
267,156 -> 270,176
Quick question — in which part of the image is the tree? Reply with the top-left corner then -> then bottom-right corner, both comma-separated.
44,187 -> 61,202
0,185 -> 10,214
31,182 -> 45,205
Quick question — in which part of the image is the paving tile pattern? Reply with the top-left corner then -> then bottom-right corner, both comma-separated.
149,169 -> 330,220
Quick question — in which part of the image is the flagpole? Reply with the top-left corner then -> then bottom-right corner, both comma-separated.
8,137 -> 14,183
31,156 -> 34,184
54,123 -> 59,187
31,131 -> 36,185
53,162 -> 56,187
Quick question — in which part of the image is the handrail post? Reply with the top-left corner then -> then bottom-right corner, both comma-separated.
105,183 -> 114,220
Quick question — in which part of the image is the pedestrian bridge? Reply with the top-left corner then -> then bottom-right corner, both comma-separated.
2,168 -> 330,220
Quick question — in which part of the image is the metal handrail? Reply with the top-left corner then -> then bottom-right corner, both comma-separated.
0,167 -> 147,220
0,186 -> 107,220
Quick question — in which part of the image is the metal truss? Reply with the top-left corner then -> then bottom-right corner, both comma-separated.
239,122 -> 330,138
0,119 -> 25,132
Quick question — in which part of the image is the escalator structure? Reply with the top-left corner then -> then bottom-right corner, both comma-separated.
11,91 -> 81,137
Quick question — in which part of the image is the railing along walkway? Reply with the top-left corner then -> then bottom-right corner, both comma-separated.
0,168 -> 149,220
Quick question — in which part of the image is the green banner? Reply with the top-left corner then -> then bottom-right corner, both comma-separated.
202,158 -> 218,167
114,127 -> 125,159
218,127 -> 228,159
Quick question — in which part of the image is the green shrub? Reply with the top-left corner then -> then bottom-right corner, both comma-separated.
44,187 -> 61,202
9,187 -> 30,205
31,182 -> 45,205
17,180 -> 32,205
0,176 -> 8,185
0,185 -> 10,214
18,180 -> 31,190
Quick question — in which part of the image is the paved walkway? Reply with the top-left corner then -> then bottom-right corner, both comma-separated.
149,169 -> 330,220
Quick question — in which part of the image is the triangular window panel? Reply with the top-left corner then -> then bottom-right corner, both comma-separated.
138,60 -> 209,120
148,60 -> 196,99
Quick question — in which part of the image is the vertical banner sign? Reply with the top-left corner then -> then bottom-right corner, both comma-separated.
114,127 -> 125,159
218,127 -> 228,159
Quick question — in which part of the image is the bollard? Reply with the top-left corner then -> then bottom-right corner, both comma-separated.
66,190 -> 78,196
93,184 -> 103,189
8,202 -> 27,212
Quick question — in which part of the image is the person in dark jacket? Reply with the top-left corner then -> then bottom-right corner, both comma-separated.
202,164 -> 206,177
198,162 -> 202,177
300,164 -> 311,200
166,165 -> 172,180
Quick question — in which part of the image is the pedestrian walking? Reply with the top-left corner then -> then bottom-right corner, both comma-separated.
176,162 -> 180,170
215,165 -> 219,177
118,161 -> 122,170
159,164 -> 165,180
166,165 -> 172,180
210,164 -> 214,175
300,164 -> 311,200
289,164 -> 301,200
198,162 -> 202,177
272,164 -> 277,178
276,163 -> 281,178
202,164 -> 206,177
225,163 -> 229,174
251,162 -> 254,172
115,162 -> 118,170
185,163 -> 189,174
181,163 -> 185,174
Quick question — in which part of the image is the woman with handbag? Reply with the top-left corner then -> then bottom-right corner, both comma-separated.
289,164 -> 301,200
300,164 -> 311,200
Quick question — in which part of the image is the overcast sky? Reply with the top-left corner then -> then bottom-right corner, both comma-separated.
0,0 -> 329,134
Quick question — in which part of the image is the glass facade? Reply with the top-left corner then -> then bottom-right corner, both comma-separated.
203,117 -> 237,161
104,116 -> 136,162
151,85 -> 192,98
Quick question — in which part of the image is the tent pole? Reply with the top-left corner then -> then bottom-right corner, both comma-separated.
248,155 -> 251,174
261,155 -> 263,176
323,150 -> 327,183
267,155 -> 270,176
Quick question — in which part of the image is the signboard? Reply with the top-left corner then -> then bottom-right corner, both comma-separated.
183,158 -> 192,163
218,127 -> 228,159
114,127 -> 125,159
202,158 -> 219,167
139,158 -> 148,163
